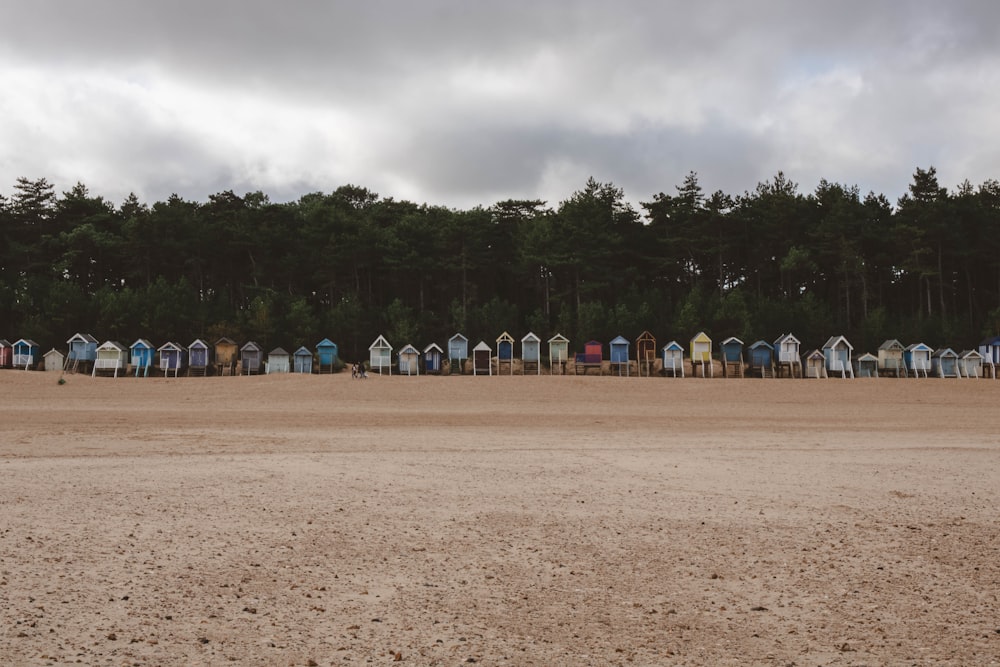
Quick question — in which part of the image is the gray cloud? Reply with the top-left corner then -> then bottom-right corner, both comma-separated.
2,1 -> 999,211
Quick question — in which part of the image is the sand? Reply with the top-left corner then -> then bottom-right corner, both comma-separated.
1,370 -> 999,666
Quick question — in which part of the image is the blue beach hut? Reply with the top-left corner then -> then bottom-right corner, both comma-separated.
13,338 -> 39,369
904,343 -> 933,378
448,333 -> 469,374
661,340 -> 684,378
316,338 -> 338,374
823,335 -> 854,378
293,346 -> 313,374
748,340 -> 775,378
66,332 -> 98,373
720,337 -> 745,378
610,335 -> 630,377
424,343 -> 444,374
159,341 -> 187,377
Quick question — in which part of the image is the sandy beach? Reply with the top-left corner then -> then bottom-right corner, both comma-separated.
2,370 -> 999,666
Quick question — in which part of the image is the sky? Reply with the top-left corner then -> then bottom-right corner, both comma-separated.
1,1 -> 999,212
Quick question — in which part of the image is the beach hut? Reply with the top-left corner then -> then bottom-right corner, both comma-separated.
856,352 -> 879,378
958,349 -> 984,379
472,340 -> 492,376
0,339 -> 11,368
610,335 -> 631,377
266,347 -> 291,374
978,335 -> 1000,379
130,339 -> 156,377
65,333 -> 98,373
448,333 -> 469,375
158,341 -> 187,377
904,343 -> 933,378
188,339 -> 211,376
316,338 -> 338,374
574,340 -> 603,375
240,341 -> 263,375
13,339 -> 39,370
368,335 -> 393,375
877,339 -> 907,378
93,340 -> 127,377
690,332 -> 713,377
548,333 -> 569,375
661,340 -> 684,378
398,343 -> 420,376
293,346 -> 313,374
636,331 -> 657,377
43,348 -> 64,372
823,335 -> 855,378
773,333 -> 802,378
496,332 -> 515,375
214,337 -> 238,376
720,337 -> 745,378
931,348 -> 960,378
423,343 -> 444,374
521,332 -> 541,375
748,340 -> 775,378
803,349 -> 827,378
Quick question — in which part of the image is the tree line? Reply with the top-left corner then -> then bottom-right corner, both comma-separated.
2,167 -> 999,362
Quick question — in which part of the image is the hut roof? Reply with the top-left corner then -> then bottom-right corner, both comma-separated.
398,343 -> 420,355
15,338 -> 39,348
610,335 -> 629,345
721,336 -> 744,346
521,332 -> 541,343
269,347 -> 289,356
496,331 -> 515,344
823,335 -> 853,351
67,333 -> 99,344
804,348 -> 825,360
449,332 -> 469,343
316,338 -> 337,349
662,340 -> 683,352
979,335 -> 1000,346
158,341 -> 183,352
879,339 -> 904,351
0,339 -> 10,347
774,332 -> 800,346
749,339 -> 773,350
423,342 -> 444,354
240,341 -> 262,352
98,340 -> 126,352
294,346 -> 312,356
959,349 -> 983,360
189,338 -> 209,349
905,342 -> 932,353
369,335 -> 392,351
215,336 -> 237,346
548,333 -> 569,344
932,347 -> 957,358
473,340 -> 492,352
131,338 -> 154,350
691,331 -> 711,344
857,352 -> 878,362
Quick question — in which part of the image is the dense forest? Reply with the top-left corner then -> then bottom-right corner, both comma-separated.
2,167 -> 1000,362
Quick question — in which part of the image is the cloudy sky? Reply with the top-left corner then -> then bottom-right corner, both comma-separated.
1,1 -> 998,211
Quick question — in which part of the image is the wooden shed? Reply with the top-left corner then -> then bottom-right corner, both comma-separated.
823,335 -> 854,378
931,348 -> 959,378
368,335 -> 393,375
574,340 -> 603,375
43,348 -> 64,372
188,339 -> 211,376
0,339 -> 11,368
958,349 -> 983,379
855,352 -> 879,378
803,349 -> 827,378
720,337 -> 745,378
293,346 -> 313,374
423,343 -> 444,374
748,340 -> 775,378
130,339 -> 156,377
496,332 -> 515,375
636,331 -> 657,377
661,340 -> 684,378
773,333 -> 801,378
472,340 -> 492,376
610,335 -> 631,377
158,341 -> 187,377
240,341 -> 263,375
13,338 -> 39,369
316,338 -> 338,374
877,340 -> 906,377
398,343 -> 420,376
548,333 -> 569,375
521,332 -> 541,375
215,337 -> 238,376
267,347 -> 291,374
690,332 -> 713,377
978,335 -> 1000,379
904,343 -> 932,378
448,333 -> 469,374
66,333 -> 98,373
93,340 -> 127,377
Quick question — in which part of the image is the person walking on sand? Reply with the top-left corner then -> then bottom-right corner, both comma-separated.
351,362 -> 358,379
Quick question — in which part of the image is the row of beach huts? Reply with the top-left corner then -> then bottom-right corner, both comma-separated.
3,331 -> 1000,379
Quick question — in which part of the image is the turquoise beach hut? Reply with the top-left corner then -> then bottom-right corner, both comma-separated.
130,339 -> 156,377
316,338 -> 338,373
